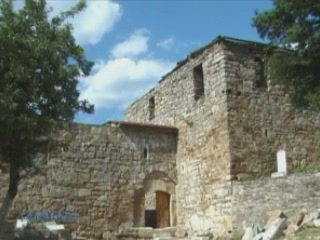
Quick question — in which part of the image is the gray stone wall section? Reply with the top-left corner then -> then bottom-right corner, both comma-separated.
224,41 -> 320,177
125,38 -> 320,235
125,41 -> 234,234
0,123 -> 177,240
231,173 -> 320,230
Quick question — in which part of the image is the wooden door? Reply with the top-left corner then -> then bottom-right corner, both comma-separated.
156,191 -> 170,228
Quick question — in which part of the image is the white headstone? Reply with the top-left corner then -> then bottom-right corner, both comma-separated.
272,150 -> 287,178
277,150 -> 287,174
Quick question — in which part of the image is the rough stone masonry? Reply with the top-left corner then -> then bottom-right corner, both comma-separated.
1,36 -> 320,239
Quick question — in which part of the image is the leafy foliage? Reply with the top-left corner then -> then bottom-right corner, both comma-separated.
0,0 -> 94,227
0,0 -> 94,169
252,0 -> 320,110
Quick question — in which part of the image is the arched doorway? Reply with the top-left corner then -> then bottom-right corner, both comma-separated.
133,171 -> 176,228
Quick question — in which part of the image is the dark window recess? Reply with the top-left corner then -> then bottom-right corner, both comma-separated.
193,64 -> 205,100
149,97 -> 155,120
254,58 -> 267,88
143,147 -> 148,159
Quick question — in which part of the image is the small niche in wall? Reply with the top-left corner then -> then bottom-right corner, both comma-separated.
143,145 -> 149,159
265,129 -> 268,137
193,63 -> 205,100
181,163 -> 186,173
149,96 -> 155,120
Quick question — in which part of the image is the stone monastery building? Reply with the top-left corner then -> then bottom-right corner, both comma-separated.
2,36 -> 320,239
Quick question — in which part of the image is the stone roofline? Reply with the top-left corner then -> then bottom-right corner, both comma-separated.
107,121 -> 178,134
126,35 -> 273,110
159,35 -> 270,81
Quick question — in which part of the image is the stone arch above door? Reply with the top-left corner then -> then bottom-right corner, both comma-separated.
133,171 -> 176,228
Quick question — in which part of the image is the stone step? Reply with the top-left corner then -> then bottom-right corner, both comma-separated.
153,238 -> 176,240
190,237 -> 210,240
153,232 -> 172,238
153,231 -> 176,240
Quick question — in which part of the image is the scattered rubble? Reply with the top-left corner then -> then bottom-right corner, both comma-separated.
241,209 -> 320,240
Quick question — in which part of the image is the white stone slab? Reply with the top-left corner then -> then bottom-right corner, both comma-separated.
314,219 -> 320,227
44,221 -> 57,226
241,227 -> 253,240
16,219 -> 28,229
277,150 -> 287,174
154,238 -> 174,240
263,218 -> 286,240
190,237 -> 210,240
271,172 -> 286,178
45,224 -> 65,231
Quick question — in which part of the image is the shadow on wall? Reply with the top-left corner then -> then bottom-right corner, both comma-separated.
133,171 -> 176,229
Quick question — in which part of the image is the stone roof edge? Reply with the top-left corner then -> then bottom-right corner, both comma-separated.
159,36 -> 271,82
106,121 -> 179,134
126,35 -> 272,110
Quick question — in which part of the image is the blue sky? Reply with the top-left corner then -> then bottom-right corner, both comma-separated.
37,0 -> 273,124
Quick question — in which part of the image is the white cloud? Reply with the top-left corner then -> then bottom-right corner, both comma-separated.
80,57 -> 174,109
70,1 -> 122,45
111,29 -> 149,58
79,30 -> 176,110
14,0 -> 122,46
157,37 -> 175,50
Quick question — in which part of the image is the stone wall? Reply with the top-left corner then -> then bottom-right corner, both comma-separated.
0,122 -> 177,239
224,41 -> 320,177
232,173 -> 320,230
125,37 -> 320,236
2,36 -> 320,239
125,39 -> 234,234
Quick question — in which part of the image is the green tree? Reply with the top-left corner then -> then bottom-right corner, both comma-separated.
0,0 -> 94,228
252,0 -> 320,109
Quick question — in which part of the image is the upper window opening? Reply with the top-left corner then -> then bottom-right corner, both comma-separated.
193,64 -> 204,100
149,97 -> 155,120
254,58 -> 267,88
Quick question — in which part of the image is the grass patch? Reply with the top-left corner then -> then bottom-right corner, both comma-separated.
216,231 -> 243,240
239,172 -> 271,182
240,161 -> 320,182
210,228 -> 320,240
277,227 -> 320,240
293,161 -> 320,174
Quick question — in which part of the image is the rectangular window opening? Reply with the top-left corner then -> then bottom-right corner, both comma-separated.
143,144 -> 149,159
193,64 -> 204,100
149,96 -> 155,120
254,58 -> 267,88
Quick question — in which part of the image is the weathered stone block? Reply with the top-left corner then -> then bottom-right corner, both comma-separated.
48,186 -> 74,198
79,189 -> 91,197
91,219 -> 108,229
79,216 -> 91,226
